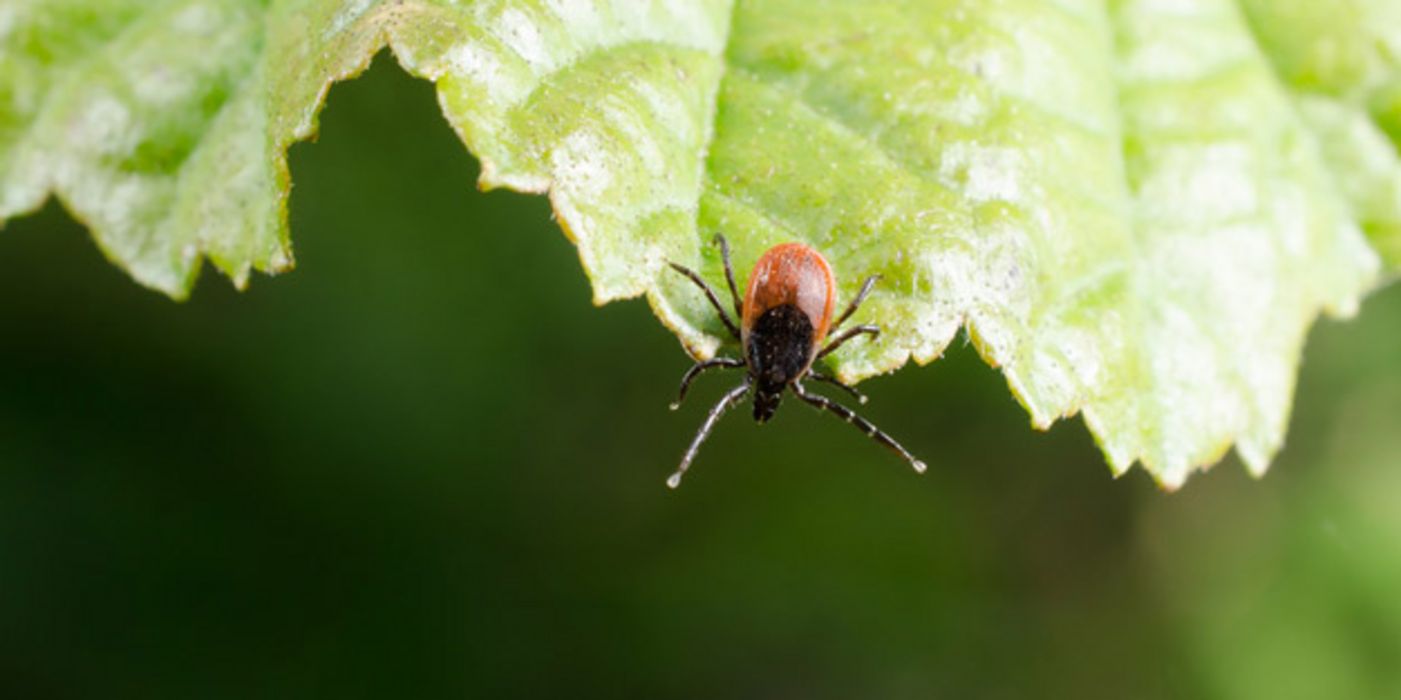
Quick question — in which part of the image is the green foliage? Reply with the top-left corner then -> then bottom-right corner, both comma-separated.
2,0 -> 1399,487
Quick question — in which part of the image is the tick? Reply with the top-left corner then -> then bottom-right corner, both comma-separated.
665,234 -> 927,488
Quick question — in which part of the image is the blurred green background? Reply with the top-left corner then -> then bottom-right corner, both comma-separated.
2,57 -> 1399,699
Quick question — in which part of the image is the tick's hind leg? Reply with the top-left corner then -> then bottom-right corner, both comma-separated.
669,382 -> 751,488
817,324 -> 879,360
831,274 -> 881,333
791,382 -> 926,474
713,234 -> 743,320
671,357 -> 744,410
668,261 -> 741,340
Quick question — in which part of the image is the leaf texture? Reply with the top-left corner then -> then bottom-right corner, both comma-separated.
2,0 -> 1397,487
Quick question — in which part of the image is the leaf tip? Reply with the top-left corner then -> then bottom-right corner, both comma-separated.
645,286 -> 720,362
1238,442 -> 1276,480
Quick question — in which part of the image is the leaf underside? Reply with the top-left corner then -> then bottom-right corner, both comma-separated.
3,0 -> 1399,488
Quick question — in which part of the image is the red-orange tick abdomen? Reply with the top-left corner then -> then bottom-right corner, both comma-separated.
740,242 -> 836,347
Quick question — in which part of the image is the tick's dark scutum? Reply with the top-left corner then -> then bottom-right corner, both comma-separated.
747,304 -> 815,421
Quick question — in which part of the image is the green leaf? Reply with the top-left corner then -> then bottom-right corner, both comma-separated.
2,0 -> 1397,488
1239,0 -> 1401,264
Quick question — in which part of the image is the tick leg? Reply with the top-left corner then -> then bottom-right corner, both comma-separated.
817,324 -> 880,360
831,274 -> 881,333
671,357 -> 745,410
791,382 -> 926,474
668,382 -> 751,489
668,262 -> 741,340
805,369 -> 868,405
713,233 -> 744,320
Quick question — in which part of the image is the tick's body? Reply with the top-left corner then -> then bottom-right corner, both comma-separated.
743,243 -> 835,422
666,236 -> 926,488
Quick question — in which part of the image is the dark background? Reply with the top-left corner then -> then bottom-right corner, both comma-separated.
2,57 -> 1398,699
